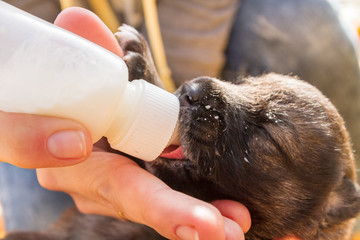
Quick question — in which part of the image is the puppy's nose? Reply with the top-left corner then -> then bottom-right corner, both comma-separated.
180,82 -> 201,106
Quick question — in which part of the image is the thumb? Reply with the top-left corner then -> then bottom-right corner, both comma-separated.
0,111 -> 92,168
54,7 -> 123,57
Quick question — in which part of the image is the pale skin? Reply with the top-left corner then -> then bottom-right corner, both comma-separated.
1,7 -> 251,240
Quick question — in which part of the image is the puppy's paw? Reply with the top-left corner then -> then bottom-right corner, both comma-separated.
115,24 -> 147,55
115,25 -> 162,87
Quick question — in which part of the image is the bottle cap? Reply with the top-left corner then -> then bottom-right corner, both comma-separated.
110,80 -> 179,161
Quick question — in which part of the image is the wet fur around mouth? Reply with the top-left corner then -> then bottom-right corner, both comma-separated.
4,25 -> 360,240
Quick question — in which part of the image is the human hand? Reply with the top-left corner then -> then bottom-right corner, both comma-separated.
0,111 -> 93,168
38,151 -> 250,240
37,7 -> 251,240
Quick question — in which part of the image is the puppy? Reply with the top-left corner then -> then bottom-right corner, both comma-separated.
5,25 -> 360,240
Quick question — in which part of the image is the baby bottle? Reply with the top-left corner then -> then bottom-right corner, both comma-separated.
0,2 -> 179,161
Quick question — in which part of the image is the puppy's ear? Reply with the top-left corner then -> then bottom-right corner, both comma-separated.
325,177 -> 360,225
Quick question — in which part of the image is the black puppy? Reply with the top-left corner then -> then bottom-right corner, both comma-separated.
5,25 -> 360,240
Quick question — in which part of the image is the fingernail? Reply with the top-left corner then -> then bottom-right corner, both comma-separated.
176,226 -> 199,240
47,130 -> 87,159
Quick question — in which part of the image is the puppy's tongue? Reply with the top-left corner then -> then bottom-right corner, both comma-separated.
160,145 -> 185,159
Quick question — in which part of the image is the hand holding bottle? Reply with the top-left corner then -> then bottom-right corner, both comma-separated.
0,2 -> 178,161
0,5 -> 251,240
0,111 -> 93,168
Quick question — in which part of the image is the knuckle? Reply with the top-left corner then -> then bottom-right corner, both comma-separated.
139,189 -> 170,226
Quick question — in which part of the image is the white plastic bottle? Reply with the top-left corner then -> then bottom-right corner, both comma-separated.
0,2 -> 179,161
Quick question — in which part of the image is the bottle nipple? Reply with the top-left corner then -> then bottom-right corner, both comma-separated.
107,80 -> 180,161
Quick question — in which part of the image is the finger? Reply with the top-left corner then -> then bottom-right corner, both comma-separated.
223,217 -> 245,240
54,7 -> 124,57
72,194 -> 247,240
211,200 -> 251,233
69,193 -> 120,219
0,111 -> 92,168
37,152 -> 227,240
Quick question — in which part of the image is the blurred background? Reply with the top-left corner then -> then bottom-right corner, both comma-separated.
337,0 -> 360,238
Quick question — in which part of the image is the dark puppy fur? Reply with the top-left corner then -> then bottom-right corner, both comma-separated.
5,26 -> 360,240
